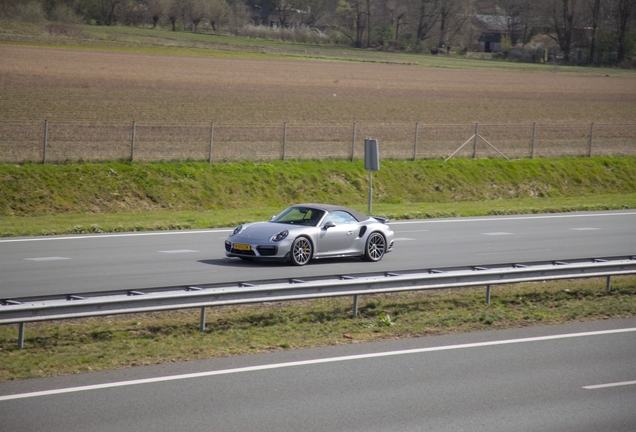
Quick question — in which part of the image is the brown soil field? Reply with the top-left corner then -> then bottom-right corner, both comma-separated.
2,45 -> 636,125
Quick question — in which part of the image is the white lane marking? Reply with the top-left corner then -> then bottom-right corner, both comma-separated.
1,212 -> 633,244
24,257 -> 70,261
570,227 -> 600,231
0,229 -> 232,243
481,232 -> 513,236
394,229 -> 430,233
1,327 -> 634,402
476,249 -> 551,256
583,380 -> 636,390
158,250 -> 199,254
393,238 -> 415,242
390,212 -> 636,225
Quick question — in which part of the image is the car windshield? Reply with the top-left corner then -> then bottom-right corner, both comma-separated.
271,207 -> 325,226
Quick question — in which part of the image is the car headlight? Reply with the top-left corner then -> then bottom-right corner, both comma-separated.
231,225 -> 243,236
271,230 -> 289,242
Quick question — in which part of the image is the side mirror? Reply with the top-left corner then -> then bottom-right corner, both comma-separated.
323,221 -> 336,229
269,216 -> 276,221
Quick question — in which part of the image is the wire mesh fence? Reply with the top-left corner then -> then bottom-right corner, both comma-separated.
1,121 -> 634,163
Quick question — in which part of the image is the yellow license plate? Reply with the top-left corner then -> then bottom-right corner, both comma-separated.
234,243 -> 251,251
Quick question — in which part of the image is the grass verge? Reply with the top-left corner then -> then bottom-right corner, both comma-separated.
1,194 -> 635,237
1,276 -> 634,381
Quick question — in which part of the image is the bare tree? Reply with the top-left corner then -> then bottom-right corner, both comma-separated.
438,0 -> 472,48
411,0 -> 440,42
206,0 -> 230,31
546,0 -> 583,62
613,0 -> 636,64
586,0 -> 601,63
332,0 -> 367,48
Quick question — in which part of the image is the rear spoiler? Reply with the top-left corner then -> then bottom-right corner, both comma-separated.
371,216 -> 389,224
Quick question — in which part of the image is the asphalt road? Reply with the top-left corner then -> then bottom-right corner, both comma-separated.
1,318 -> 635,432
1,211 -> 635,298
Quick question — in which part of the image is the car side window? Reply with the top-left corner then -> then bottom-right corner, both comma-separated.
323,211 -> 357,225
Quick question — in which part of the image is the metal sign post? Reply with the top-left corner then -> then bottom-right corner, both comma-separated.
364,138 -> 380,213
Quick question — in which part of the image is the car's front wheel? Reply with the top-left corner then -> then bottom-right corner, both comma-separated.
290,236 -> 313,266
363,232 -> 386,262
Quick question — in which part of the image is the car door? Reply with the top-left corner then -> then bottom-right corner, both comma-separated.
317,211 -> 358,255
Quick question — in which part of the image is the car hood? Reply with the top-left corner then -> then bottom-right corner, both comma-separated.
232,222 -> 295,241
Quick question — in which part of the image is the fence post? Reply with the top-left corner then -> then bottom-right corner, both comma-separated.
282,122 -> 287,161
606,275 -> 611,293
531,122 -> 536,159
43,119 -> 48,164
588,122 -> 594,157
486,285 -> 491,304
473,123 -> 479,159
351,122 -> 356,162
131,121 -> 136,161
209,122 -> 214,164
413,122 -> 419,161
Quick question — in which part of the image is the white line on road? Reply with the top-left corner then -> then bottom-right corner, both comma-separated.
1,327 -> 634,402
583,380 -> 636,390
24,257 -> 70,261
1,212 -> 634,243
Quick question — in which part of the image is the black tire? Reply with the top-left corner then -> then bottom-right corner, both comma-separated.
363,232 -> 386,262
290,236 -> 313,266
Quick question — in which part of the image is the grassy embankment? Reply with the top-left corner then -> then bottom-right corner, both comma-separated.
1,157 -> 636,236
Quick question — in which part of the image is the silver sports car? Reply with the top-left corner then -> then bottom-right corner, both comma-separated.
224,204 -> 394,265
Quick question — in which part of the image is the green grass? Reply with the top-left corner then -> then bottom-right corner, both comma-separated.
1,277 -> 634,381
1,157 -> 635,236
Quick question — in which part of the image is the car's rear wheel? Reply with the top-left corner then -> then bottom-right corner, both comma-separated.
290,236 -> 312,266
363,232 -> 386,262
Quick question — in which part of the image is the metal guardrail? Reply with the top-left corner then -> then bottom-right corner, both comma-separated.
2,256 -> 635,348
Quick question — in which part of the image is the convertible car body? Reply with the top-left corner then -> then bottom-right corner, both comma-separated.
224,204 -> 394,265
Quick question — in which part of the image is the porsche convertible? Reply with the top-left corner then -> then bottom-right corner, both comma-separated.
224,204 -> 394,265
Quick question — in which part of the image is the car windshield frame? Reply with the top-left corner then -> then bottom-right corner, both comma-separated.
271,207 -> 326,227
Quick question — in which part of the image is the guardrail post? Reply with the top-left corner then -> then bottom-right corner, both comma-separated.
606,275 -> 611,293
486,285 -> 491,304
199,307 -> 206,332
131,121 -> 136,161
209,122 -> 214,164
18,323 -> 25,349
353,295 -> 359,317
43,119 -> 48,164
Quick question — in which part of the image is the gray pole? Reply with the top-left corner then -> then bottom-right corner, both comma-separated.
209,122 -> 214,164
131,121 -> 136,162
200,307 -> 206,332
18,322 -> 25,349
353,295 -> 359,317
282,122 -> 287,161
473,123 -> 479,159
531,122 -> 536,159
351,123 -> 356,162
43,119 -> 48,164
368,171 -> 373,214
413,122 -> 419,161
486,285 -> 491,304
588,122 -> 594,157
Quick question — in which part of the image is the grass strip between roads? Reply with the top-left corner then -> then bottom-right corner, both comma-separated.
1,277 -> 635,382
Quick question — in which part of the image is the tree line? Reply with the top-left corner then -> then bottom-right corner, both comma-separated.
2,0 -> 634,66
